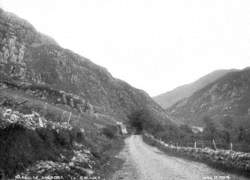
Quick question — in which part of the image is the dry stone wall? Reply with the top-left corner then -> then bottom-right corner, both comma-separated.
144,134 -> 250,173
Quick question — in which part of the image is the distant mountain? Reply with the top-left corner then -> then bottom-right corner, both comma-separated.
154,69 -> 235,109
167,67 -> 250,129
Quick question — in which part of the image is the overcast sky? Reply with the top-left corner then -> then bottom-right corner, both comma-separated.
1,0 -> 250,96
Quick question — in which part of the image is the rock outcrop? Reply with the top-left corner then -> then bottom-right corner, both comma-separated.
0,8 -> 169,125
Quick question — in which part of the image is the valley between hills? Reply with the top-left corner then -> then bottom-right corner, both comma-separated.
0,8 -> 250,180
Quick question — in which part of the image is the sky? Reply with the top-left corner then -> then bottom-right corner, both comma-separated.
1,0 -> 250,96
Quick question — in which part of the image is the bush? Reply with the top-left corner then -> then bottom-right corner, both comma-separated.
36,128 -> 57,146
55,129 -> 72,147
128,110 -> 144,133
102,125 -> 117,139
0,124 -> 58,177
128,108 -> 172,136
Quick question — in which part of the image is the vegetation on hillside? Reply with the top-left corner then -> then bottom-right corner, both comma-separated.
128,109 -> 250,152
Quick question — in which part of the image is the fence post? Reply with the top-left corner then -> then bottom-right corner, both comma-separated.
67,112 -> 72,125
194,141 -> 197,149
230,142 -> 233,151
212,139 -> 217,150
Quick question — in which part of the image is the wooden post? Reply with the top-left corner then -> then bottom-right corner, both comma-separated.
230,142 -> 233,151
194,141 -> 197,149
212,139 -> 217,150
67,112 -> 72,125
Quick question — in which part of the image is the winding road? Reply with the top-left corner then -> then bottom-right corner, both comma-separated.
112,135 -> 248,180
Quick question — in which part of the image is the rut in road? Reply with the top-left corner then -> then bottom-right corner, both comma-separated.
112,135 -> 249,180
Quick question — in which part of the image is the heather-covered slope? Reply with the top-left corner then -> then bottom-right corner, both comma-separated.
167,68 -> 250,129
154,70 -> 234,109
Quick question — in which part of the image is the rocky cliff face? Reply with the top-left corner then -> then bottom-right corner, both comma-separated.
0,8 -> 169,125
167,68 -> 250,128
154,70 -> 234,109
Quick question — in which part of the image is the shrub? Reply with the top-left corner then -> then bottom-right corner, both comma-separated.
55,129 -> 72,147
102,125 -> 117,139
36,128 -> 57,146
128,108 -> 167,134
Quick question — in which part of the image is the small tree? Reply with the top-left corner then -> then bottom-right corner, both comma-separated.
127,108 -> 165,134
128,110 -> 144,133
102,125 -> 117,139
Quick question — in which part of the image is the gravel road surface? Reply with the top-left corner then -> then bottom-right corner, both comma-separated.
112,135 -> 249,180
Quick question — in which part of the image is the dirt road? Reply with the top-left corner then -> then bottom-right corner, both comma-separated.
112,135 -> 248,180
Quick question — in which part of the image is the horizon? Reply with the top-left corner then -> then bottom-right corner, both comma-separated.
1,0 -> 250,96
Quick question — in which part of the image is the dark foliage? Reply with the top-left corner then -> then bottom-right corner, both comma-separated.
0,122 -> 88,178
55,129 -> 72,147
128,110 -> 250,152
102,125 -> 118,139
127,110 -> 144,133
0,124 -> 58,177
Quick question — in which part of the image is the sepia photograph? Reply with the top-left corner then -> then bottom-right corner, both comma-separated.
0,0 -> 249,179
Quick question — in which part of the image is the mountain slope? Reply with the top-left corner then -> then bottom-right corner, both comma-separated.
167,67 -> 250,128
0,8 -> 172,178
154,70 -> 234,109
0,8 -> 169,124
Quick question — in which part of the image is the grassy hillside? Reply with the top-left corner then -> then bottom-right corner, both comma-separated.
168,68 -> 250,126
165,68 -> 250,152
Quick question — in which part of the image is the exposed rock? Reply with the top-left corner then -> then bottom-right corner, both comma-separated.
0,107 -> 72,130
0,8 -> 170,125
